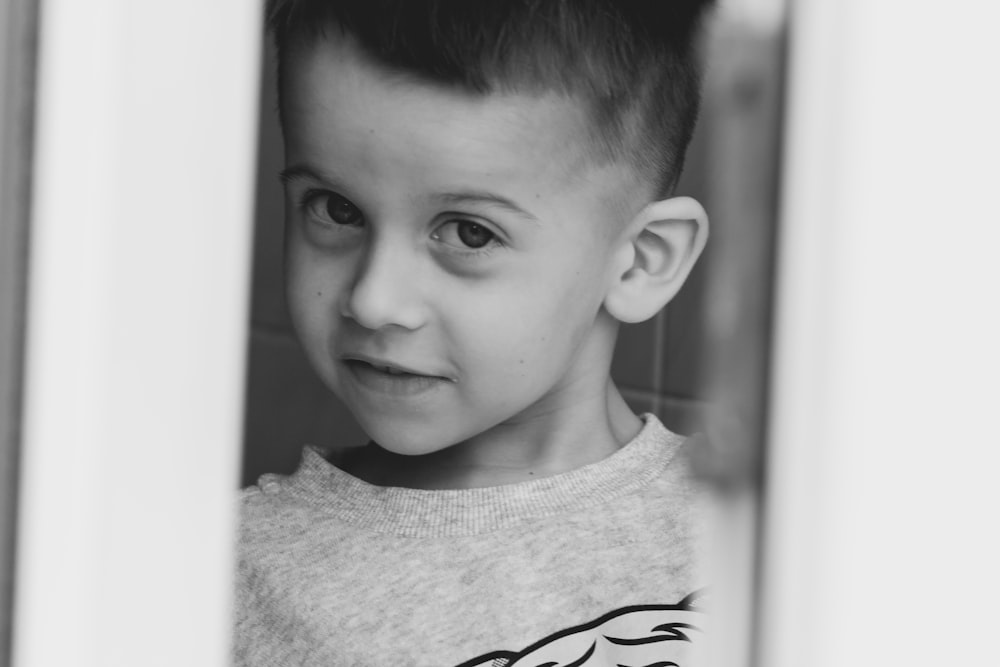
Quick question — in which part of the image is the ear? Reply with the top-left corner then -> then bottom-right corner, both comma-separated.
604,196 -> 709,324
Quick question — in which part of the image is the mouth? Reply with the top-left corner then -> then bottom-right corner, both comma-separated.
350,360 -> 410,376
341,354 -> 441,378
339,355 -> 452,397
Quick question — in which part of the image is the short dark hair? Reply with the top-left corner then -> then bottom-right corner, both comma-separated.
267,0 -> 714,196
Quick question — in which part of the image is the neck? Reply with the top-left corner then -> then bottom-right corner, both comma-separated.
340,380 -> 642,490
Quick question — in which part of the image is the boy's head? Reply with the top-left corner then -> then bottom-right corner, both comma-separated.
268,0 -> 712,460
269,0 -> 713,197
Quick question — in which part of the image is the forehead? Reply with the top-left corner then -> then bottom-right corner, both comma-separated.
280,36 -> 629,200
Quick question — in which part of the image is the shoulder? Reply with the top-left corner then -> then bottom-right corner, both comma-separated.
627,413 -> 702,495
237,474 -> 306,553
606,415 -> 708,548
237,446 -> 340,554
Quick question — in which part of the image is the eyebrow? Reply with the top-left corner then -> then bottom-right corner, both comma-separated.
278,164 -> 335,185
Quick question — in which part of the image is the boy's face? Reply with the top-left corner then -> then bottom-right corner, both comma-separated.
282,37 -> 640,455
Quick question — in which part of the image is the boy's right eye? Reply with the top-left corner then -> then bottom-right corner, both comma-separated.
304,191 -> 364,227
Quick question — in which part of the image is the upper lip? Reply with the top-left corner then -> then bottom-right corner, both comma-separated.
340,352 -> 443,378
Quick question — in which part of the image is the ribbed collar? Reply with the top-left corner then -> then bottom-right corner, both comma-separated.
281,414 -> 685,537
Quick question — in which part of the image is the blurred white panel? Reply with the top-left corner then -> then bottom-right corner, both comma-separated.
721,0 -> 786,31
14,2 -> 260,666
762,1 -> 1000,666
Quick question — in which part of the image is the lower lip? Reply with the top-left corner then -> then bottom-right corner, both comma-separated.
342,361 -> 450,398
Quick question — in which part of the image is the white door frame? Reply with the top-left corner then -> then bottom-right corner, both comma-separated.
13,3 -> 261,665
761,2 -> 1000,665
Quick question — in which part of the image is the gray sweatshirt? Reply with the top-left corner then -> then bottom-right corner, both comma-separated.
233,414 -> 708,667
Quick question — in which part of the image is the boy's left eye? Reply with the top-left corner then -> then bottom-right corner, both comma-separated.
432,220 -> 498,250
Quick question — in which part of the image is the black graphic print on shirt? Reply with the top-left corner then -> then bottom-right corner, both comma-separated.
454,591 -> 706,667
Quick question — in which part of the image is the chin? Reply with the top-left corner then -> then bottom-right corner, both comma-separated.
353,413 -> 466,457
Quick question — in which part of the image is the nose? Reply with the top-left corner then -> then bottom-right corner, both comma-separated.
339,241 -> 427,331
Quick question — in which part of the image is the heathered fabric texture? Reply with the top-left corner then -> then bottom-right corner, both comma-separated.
233,414 -> 707,667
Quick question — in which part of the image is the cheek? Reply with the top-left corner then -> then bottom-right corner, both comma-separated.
449,265 -> 605,372
518,244 -> 612,324
284,243 -> 351,340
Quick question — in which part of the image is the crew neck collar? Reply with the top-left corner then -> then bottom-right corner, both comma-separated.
281,413 -> 685,537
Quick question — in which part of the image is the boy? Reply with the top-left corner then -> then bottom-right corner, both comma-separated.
235,1 -> 714,665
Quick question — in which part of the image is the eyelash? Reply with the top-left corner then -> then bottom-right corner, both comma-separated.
295,188 -> 506,257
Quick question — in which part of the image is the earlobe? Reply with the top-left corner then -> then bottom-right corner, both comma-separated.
604,196 -> 709,324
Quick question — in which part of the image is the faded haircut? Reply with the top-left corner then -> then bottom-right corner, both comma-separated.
267,0 -> 715,196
